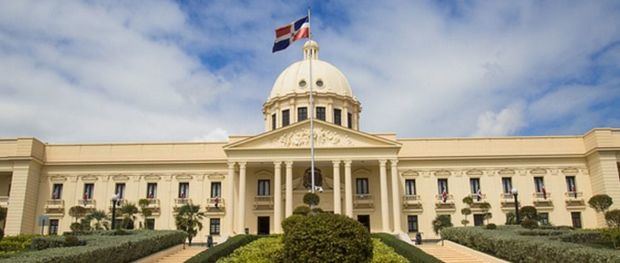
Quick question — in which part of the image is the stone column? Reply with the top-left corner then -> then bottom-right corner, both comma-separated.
285,161 -> 294,217
273,161 -> 283,233
5,161 -> 41,235
237,162 -> 247,233
390,159 -> 402,233
226,162 -> 235,234
379,159 -> 390,232
344,160 -> 353,217
332,160 -> 342,214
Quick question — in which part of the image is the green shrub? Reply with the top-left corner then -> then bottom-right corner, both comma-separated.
600,228 -> 620,249
64,235 -> 82,247
441,226 -> 620,263
517,230 -> 567,237
604,209 -> 620,228
432,215 -> 452,235
520,206 -> 538,220
186,235 -> 261,263
311,207 -> 324,214
31,236 -> 67,250
70,222 -> 82,233
558,230 -> 606,244
588,194 -> 613,213
217,236 -> 283,263
370,238 -> 407,263
485,223 -> 497,230
283,213 -> 372,263
281,215 -> 304,236
371,233 -> 441,263
521,219 -> 539,230
293,205 -> 311,216
5,230 -> 186,262
303,193 -> 320,206
0,228 -> 3,241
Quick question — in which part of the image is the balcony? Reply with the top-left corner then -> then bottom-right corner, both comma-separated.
354,194 -> 374,209
435,194 -> 455,211
469,194 -> 490,210
109,199 -> 128,209
533,192 -> 553,209
0,196 -> 8,207
254,196 -> 273,210
565,192 -> 586,209
402,195 -> 422,212
45,199 -> 65,215
144,198 -> 161,215
500,193 -> 517,210
206,197 -> 225,213
77,199 -> 96,211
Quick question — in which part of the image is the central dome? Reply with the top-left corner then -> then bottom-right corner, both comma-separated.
268,41 -> 354,100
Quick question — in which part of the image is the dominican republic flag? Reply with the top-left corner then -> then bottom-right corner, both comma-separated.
272,16 -> 309,53
441,189 -> 448,203
476,189 -> 483,202
542,186 -> 547,200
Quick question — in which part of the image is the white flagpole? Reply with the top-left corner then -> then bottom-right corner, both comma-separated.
308,7 -> 315,194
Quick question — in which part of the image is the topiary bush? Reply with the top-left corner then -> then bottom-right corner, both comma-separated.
283,213 -> 373,263
371,233 -> 442,263
303,193 -> 320,206
370,238 -> 407,263
588,194 -> 613,213
520,206 -> 538,220
432,215 -> 453,235
604,209 -> 620,228
485,223 -> 497,230
186,235 -> 261,263
293,205 -> 311,216
281,215 -> 304,236
521,219 -> 539,230
217,236 -> 283,263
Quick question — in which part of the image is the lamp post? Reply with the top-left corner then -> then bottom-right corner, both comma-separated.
111,194 -> 120,230
511,188 -> 520,224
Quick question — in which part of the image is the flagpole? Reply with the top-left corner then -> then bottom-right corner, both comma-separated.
308,7 -> 316,194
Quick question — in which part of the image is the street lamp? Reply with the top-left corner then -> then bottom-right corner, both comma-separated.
111,193 -> 120,229
511,188 -> 520,224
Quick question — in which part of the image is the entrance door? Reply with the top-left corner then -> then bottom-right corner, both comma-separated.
257,216 -> 270,235
473,214 -> 485,226
357,215 -> 370,232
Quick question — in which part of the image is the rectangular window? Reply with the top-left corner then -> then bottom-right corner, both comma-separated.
115,183 -> 126,199
347,112 -> 353,128
469,178 -> 481,194
147,183 -> 157,199
356,178 -> 369,195
146,218 -> 155,230
298,107 -> 307,121
333,109 -> 342,125
565,176 -> 577,192
271,113 -> 276,130
501,177 -> 513,194
178,182 -> 189,198
571,212 -> 582,229
407,215 -> 418,232
210,218 -> 221,235
282,109 -> 290,127
49,219 -> 59,235
534,177 -> 545,193
437,179 -> 448,194
83,183 -> 94,200
405,179 -> 416,196
51,184 -> 63,199
539,212 -> 550,225
257,180 -> 270,196
316,107 -> 326,121
211,182 -> 222,198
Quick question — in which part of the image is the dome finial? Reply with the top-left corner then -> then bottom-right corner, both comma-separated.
303,40 -> 319,60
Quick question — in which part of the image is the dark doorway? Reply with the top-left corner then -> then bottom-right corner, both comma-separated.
357,215 -> 370,232
257,216 -> 270,235
473,214 -> 485,226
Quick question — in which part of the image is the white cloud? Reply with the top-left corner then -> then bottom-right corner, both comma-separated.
474,104 -> 525,136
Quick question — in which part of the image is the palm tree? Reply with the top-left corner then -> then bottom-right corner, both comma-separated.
68,206 -> 87,222
118,203 -> 139,229
138,199 -> 153,229
175,203 -> 205,245
85,210 -> 108,230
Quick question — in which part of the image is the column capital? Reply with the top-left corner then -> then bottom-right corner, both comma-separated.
285,160 -> 294,167
238,161 -> 247,168
343,160 -> 352,167
379,159 -> 388,166
332,160 -> 341,166
390,159 -> 398,166
227,162 -> 236,169
273,161 -> 283,167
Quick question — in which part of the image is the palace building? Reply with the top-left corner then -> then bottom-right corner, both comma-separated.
1,41 -> 619,242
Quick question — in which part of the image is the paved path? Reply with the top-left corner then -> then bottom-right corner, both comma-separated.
156,246 -> 205,263
418,242 -> 487,263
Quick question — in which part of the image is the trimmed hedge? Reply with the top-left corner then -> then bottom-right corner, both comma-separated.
217,236 -> 283,263
371,233 -> 442,263
0,230 -> 186,263
186,235 -> 261,263
441,226 -> 620,263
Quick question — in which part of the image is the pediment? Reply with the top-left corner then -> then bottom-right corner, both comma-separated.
225,120 -> 400,150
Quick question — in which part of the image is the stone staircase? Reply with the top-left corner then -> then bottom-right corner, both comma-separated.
418,242 -> 488,263
155,246 -> 205,263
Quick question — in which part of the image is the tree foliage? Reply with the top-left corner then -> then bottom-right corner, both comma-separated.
462,196 -> 473,206
0,207 -> 7,222
175,204 -> 205,245
432,215 -> 453,235
85,210 -> 109,230
605,209 -> 620,228
303,193 -> 320,206
520,206 -> 538,221
118,203 -> 139,229
588,194 -> 613,213
68,206 -> 87,222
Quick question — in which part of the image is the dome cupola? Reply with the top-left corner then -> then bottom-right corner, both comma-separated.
263,41 -> 361,131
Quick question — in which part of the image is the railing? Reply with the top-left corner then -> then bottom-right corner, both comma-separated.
145,198 -> 160,207
206,197 -> 225,208
501,193 -> 514,200
469,193 -> 487,201
78,199 -> 96,207
254,196 -> 273,209
402,195 -> 421,202
354,194 -> 374,209
175,198 -> 191,206
533,192 -> 552,200
46,199 -> 64,207
435,194 -> 454,203
565,191 -> 583,199
354,194 -> 373,201
402,195 -> 422,211
0,196 -> 8,206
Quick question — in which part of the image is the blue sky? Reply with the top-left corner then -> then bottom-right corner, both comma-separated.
0,0 -> 619,142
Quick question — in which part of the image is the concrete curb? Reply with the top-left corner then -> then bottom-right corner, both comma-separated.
441,240 -> 510,263
132,244 -> 185,263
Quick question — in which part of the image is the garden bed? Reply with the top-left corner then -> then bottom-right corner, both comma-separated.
441,226 -> 620,263
0,230 -> 186,263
